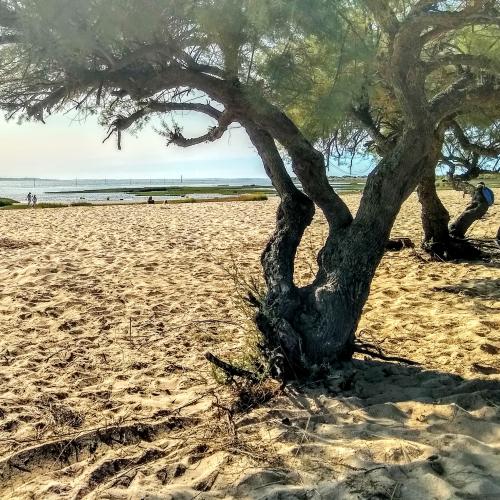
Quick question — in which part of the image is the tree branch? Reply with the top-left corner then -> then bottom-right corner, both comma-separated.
103,101 -> 226,150
431,78 -> 500,121
27,87 -> 67,121
166,109 -> 233,147
363,0 -> 399,36
420,2 -> 500,45
424,53 -> 500,75
449,120 -> 500,157
350,104 -> 392,155
143,101 -> 222,121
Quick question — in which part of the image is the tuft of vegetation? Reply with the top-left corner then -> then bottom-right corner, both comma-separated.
70,202 -> 93,207
209,253 -> 268,386
0,198 -> 18,207
165,193 -> 268,204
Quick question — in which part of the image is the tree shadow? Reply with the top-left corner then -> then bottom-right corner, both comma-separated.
286,359 -> 500,411
232,360 -> 500,499
432,277 -> 500,300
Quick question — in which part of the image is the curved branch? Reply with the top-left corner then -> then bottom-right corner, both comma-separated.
350,104 -> 392,155
143,101 -> 222,120
103,100 -> 226,150
243,121 -> 314,295
449,120 -> 500,157
166,109 -> 233,147
431,79 -> 500,121
419,3 -> 500,45
235,92 -> 353,230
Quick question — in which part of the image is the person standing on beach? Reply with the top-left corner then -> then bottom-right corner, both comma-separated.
32,194 -> 37,208
26,192 -> 32,207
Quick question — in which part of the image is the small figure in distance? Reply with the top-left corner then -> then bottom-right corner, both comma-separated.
26,192 -> 32,207
147,196 -> 155,205
32,194 -> 37,208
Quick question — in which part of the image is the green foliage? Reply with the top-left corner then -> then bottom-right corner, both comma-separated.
165,193 -> 268,204
1,0 -> 499,172
48,185 -> 274,196
0,197 -> 17,207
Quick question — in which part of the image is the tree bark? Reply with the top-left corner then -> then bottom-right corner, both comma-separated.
449,187 -> 490,239
246,126 -> 439,377
416,133 -> 485,260
417,140 -> 452,257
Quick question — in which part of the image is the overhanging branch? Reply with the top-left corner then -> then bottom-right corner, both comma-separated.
449,120 -> 500,158
103,100 -> 227,150
27,86 -> 67,121
431,79 -> 500,121
166,109 -> 233,147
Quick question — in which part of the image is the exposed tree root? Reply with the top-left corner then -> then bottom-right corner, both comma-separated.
354,341 -> 420,366
422,237 -> 485,261
205,352 -> 260,383
385,237 -> 415,251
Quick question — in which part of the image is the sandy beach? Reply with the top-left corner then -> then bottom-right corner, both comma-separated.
0,190 -> 498,499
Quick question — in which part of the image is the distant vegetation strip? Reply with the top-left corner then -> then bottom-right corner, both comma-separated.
165,193 -> 268,204
0,202 -> 90,210
46,185 -> 275,196
0,198 -> 18,207
436,173 -> 500,190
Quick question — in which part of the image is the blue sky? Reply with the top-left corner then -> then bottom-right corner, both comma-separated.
0,113 -> 267,179
0,112 -> 372,179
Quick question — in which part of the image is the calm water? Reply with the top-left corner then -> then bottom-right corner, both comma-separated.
0,177 -> 361,204
0,178 -> 273,204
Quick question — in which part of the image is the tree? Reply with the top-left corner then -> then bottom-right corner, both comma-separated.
0,0 -> 499,378
337,3 -> 500,259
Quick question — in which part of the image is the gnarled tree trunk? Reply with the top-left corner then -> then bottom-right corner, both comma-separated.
244,119 -> 435,378
417,136 -> 451,257
417,136 -> 485,260
449,191 -> 490,239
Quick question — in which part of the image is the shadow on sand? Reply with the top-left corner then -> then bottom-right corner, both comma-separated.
233,359 -> 500,499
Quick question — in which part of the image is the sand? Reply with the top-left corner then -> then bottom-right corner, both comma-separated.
0,190 -> 498,499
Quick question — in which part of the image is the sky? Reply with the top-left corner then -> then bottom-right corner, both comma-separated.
0,112 -> 267,180
0,111 -> 372,180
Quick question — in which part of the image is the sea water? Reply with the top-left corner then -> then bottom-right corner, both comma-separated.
0,177 -> 361,204
0,178 -> 274,204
